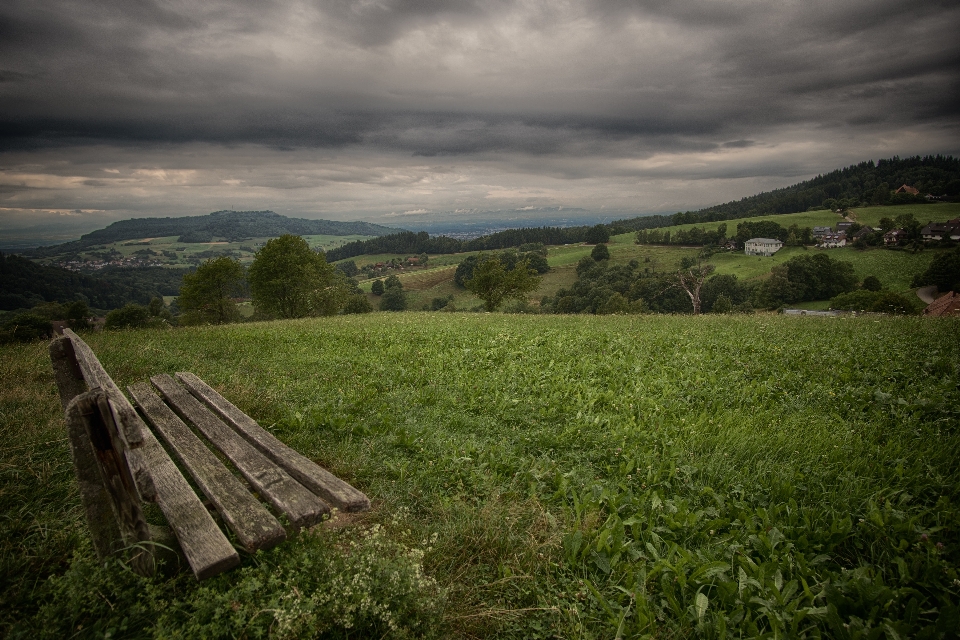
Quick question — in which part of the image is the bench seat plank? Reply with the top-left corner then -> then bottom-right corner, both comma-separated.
177,372 -> 370,513
129,382 -> 287,552
150,374 -> 329,529
137,424 -> 240,580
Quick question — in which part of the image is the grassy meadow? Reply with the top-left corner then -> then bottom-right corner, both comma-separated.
2,313 -> 958,638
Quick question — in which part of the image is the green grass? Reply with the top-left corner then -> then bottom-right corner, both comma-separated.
2,314 -> 958,638
628,210 -> 843,238
848,203 -> 960,228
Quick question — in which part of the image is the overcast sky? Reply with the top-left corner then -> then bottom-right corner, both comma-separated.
2,0 -> 959,233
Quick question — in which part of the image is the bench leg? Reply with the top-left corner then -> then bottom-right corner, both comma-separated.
51,337 -> 126,561
67,390 -> 156,577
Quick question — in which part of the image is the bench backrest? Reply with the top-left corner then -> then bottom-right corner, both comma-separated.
50,330 -> 240,579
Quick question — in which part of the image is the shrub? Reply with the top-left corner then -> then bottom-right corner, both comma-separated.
712,293 -> 733,314
870,292 -> 921,315
0,312 -> 53,344
342,294 -> 373,314
590,243 -> 610,261
379,287 -> 407,312
830,290 -> 884,312
104,304 -> 152,330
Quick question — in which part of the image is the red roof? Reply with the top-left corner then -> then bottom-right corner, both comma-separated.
924,291 -> 960,317
895,184 -> 920,195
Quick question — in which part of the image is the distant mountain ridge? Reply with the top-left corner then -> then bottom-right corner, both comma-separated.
26,210 -> 401,256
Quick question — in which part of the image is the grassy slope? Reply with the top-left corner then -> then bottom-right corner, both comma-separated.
2,315 -> 958,638
357,204 -> 952,310
848,202 -> 960,227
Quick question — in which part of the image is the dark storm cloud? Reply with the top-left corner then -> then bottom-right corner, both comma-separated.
1,0 -> 956,152
1,0 -> 958,226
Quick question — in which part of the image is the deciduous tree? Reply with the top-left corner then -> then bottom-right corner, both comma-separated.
248,235 -> 334,319
464,255 -> 541,312
178,256 -> 245,324
670,259 -> 715,315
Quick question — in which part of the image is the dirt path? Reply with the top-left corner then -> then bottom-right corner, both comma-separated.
916,285 -> 938,304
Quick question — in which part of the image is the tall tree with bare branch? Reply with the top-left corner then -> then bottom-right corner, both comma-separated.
671,257 -> 715,315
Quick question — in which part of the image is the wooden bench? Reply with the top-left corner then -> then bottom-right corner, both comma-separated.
49,329 -> 369,580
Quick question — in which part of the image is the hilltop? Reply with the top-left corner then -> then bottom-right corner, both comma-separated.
25,210 -> 400,257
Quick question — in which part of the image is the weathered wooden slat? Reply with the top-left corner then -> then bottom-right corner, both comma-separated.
61,330 -> 156,502
151,374 -> 329,529
49,336 -> 88,409
67,390 -> 155,577
135,424 -> 240,580
129,382 -> 286,552
177,372 -> 371,513
62,329 -> 142,448
50,337 -> 124,560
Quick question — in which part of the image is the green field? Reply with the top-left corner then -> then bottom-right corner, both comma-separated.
2,314 -> 958,637
848,203 -> 960,228
623,203 -> 960,240
37,234 -> 378,268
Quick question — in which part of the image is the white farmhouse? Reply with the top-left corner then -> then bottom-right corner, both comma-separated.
818,232 -> 847,248
744,237 -> 783,256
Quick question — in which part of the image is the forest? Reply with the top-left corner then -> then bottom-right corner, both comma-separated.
0,253 -> 183,312
325,225 -> 610,261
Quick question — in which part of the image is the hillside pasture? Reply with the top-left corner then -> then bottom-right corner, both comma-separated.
849,203 -> 960,227
1,314 -> 958,638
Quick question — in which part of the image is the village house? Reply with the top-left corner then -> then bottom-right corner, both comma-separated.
920,218 -> 960,242
818,232 -> 847,248
744,237 -> 783,256
883,229 -> 906,245
895,184 -> 920,195
853,226 -> 874,241
836,222 -> 854,233
812,226 -> 832,238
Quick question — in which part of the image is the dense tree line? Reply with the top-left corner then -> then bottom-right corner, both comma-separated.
453,250 -> 550,286
543,251 -> 863,314
326,231 -> 463,261
635,221 -> 814,247
0,253 -> 182,311
326,226 -> 596,262
615,155 -> 959,232
27,210 -> 397,256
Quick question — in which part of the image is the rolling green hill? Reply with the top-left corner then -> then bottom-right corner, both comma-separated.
26,210 -> 400,257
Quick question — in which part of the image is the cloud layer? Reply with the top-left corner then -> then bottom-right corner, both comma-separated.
2,0 -> 959,229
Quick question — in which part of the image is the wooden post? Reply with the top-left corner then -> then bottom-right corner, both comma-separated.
67,390 -> 156,577
51,337 -> 124,561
